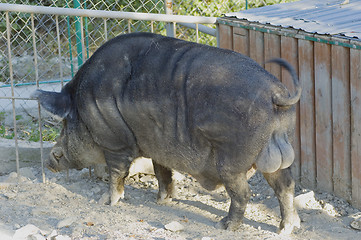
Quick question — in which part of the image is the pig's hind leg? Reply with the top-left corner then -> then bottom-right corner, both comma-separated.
262,168 -> 300,234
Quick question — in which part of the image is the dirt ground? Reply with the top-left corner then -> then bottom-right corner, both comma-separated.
1,165 -> 361,240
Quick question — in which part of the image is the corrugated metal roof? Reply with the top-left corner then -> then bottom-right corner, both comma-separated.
225,0 -> 361,39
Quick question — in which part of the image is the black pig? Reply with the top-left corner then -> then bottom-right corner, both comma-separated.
33,32 -> 301,234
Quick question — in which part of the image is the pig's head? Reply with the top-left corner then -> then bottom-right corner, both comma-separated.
32,88 -> 105,172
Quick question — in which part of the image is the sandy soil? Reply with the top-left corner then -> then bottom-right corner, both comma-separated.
1,166 -> 361,240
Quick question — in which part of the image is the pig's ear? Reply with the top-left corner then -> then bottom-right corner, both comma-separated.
31,89 -> 71,119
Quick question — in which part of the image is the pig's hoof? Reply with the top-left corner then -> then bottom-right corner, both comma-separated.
110,191 -> 125,206
215,217 -> 242,231
157,195 -> 173,205
278,214 -> 301,235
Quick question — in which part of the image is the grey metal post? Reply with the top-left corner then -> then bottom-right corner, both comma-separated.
6,12 -> 20,181
31,13 -> 45,183
55,15 -> 64,87
164,0 -> 174,37
104,18 -> 108,42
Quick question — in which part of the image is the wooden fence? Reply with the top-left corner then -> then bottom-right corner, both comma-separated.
217,18 -> 361,209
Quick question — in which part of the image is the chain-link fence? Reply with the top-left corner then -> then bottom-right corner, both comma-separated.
0,0 -> 294,177
0,0 -> 293,88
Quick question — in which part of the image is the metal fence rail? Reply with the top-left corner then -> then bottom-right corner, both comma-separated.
0,3 -> 217,24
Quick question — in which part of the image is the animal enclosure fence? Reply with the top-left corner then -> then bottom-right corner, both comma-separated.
0,0 -> 293,179
0,2 -> 218,180
1,0 -> 285,88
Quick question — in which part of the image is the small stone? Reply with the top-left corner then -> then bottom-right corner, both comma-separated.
323,203 -> 339,217
13,224 -> 41,239
351,217 -> 361,230
173,171 -> 185,181
47,230 -> 58,239
57,217 -> 77,228
140,175 -> 154,183
164,221 -> 184,232
294,191 -> 321,209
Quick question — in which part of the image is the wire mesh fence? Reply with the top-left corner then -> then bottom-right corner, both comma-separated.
0,0 -> 294,177
0,0 -> 294,87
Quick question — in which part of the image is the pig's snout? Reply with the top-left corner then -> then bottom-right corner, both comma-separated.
47,147 -> 63,172
51,147 -> 63,162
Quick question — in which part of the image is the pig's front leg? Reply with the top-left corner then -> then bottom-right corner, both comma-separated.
105,151 -> 133,206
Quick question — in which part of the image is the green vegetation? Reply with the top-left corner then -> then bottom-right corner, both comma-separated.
0,111 -> 61,142
0,125 -> 15,139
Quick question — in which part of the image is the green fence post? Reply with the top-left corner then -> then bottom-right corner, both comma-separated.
84,0 -> 89,59
164,0 -> 174,37
73,0 -> 84,67
66,1 -> 74,78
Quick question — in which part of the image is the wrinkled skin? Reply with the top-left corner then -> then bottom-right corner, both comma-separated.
33,32 -> 301,234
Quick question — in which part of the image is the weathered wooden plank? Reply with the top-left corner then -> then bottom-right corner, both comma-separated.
218,24 -> 233,50
264,33 -> 281,80
298,39 -> 316,188
249,30 -> 264,67
233,27 -> 249,56
314,42 -> 333,193
280,36 -> 298,93
350,48 -> 361,208
331,44 -> 351,201
280,36 -> 300,182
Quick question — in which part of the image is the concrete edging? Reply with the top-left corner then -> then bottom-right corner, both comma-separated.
0,138 -> 156,178
0,138 -> 53,175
